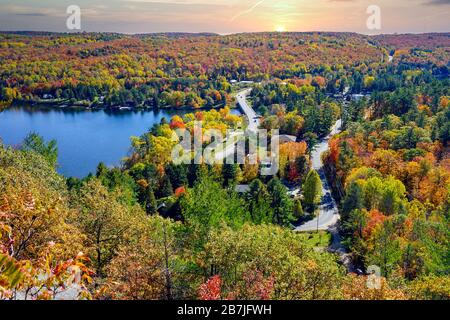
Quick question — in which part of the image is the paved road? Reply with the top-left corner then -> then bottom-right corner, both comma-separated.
222,90 -> 344,234
295,119 -> 342,232
236,89 -> 259,133
232,89 -> 343,233
215,89 -> 259,161
293,118 -> 355,271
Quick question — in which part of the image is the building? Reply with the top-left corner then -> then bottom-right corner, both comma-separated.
235,184 -> 250,193
273,134 -> 297,144
42,94 -> 54,100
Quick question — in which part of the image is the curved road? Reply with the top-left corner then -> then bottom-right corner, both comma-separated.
214,89 -> 259,161
234,88 -> 343,234
293,118 -> 353,270
231,89 -> 344,235
224,87 -> 353,270
295,119 -> 342,232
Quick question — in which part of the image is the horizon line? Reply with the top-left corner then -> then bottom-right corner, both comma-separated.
1,30 -> 449,37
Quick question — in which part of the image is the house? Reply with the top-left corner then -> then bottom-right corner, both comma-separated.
235,184 -> 250,193
273,134 -> 297,144
42,94 -> 54,100
351,94 -> 366,102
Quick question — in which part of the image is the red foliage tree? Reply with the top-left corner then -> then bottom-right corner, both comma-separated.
287,163 -> 300,183
170,120 -> 185,130
174,186 -> 186,197
199,275 -> 222,300
362,209 -> 388,239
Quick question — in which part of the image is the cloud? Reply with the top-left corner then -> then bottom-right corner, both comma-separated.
15,13 -> 48,17
0,0 -> 449,34
1,5 -> 64,17
424,0 -> 450,5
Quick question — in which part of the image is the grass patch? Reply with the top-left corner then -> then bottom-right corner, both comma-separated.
299,231 -> 331,248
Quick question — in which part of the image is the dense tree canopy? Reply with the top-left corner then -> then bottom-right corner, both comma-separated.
1,32 -> 449,300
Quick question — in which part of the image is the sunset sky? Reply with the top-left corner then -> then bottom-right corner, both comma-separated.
0,0 -> 449,34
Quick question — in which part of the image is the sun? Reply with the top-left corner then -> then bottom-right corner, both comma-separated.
275,25 -> 286,32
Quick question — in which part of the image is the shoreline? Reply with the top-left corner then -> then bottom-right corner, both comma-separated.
8,100 -> 240,113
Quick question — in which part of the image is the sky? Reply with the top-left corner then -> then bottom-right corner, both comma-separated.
0,0 -> 449,34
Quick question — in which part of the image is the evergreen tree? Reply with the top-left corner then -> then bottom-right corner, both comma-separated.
293,199 -> 304,220
295,155 -> 309,181
145,185 -> 158,215
222,164 -> 238,187
368,220 -> 402,277
22,133 -> 58,168
267,178 -> 294,227
160,175 -> 174,198
245,179 -> 273,224
303,170 -> 323,213
165,164 -> 188,190
187,163 -> 206,187
342,182 -> 364,217
303,132 -> 318,153
337,141 -> 358,175
96,162 -> 108,178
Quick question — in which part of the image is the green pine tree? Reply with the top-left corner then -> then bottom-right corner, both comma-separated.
342,182 -> 364,218
160,175 -> 174,198
303,170 -> 322,213
293,199 -> 304,220
145,185 -> 158,215
267,178 -> 294,227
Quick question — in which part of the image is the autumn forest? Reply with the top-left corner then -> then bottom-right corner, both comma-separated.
0,31 -> 449,301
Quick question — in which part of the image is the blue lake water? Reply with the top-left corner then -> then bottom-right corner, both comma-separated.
0,105 -> 242,178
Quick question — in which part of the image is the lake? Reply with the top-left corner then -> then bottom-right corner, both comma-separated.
0,105 -> 242,178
